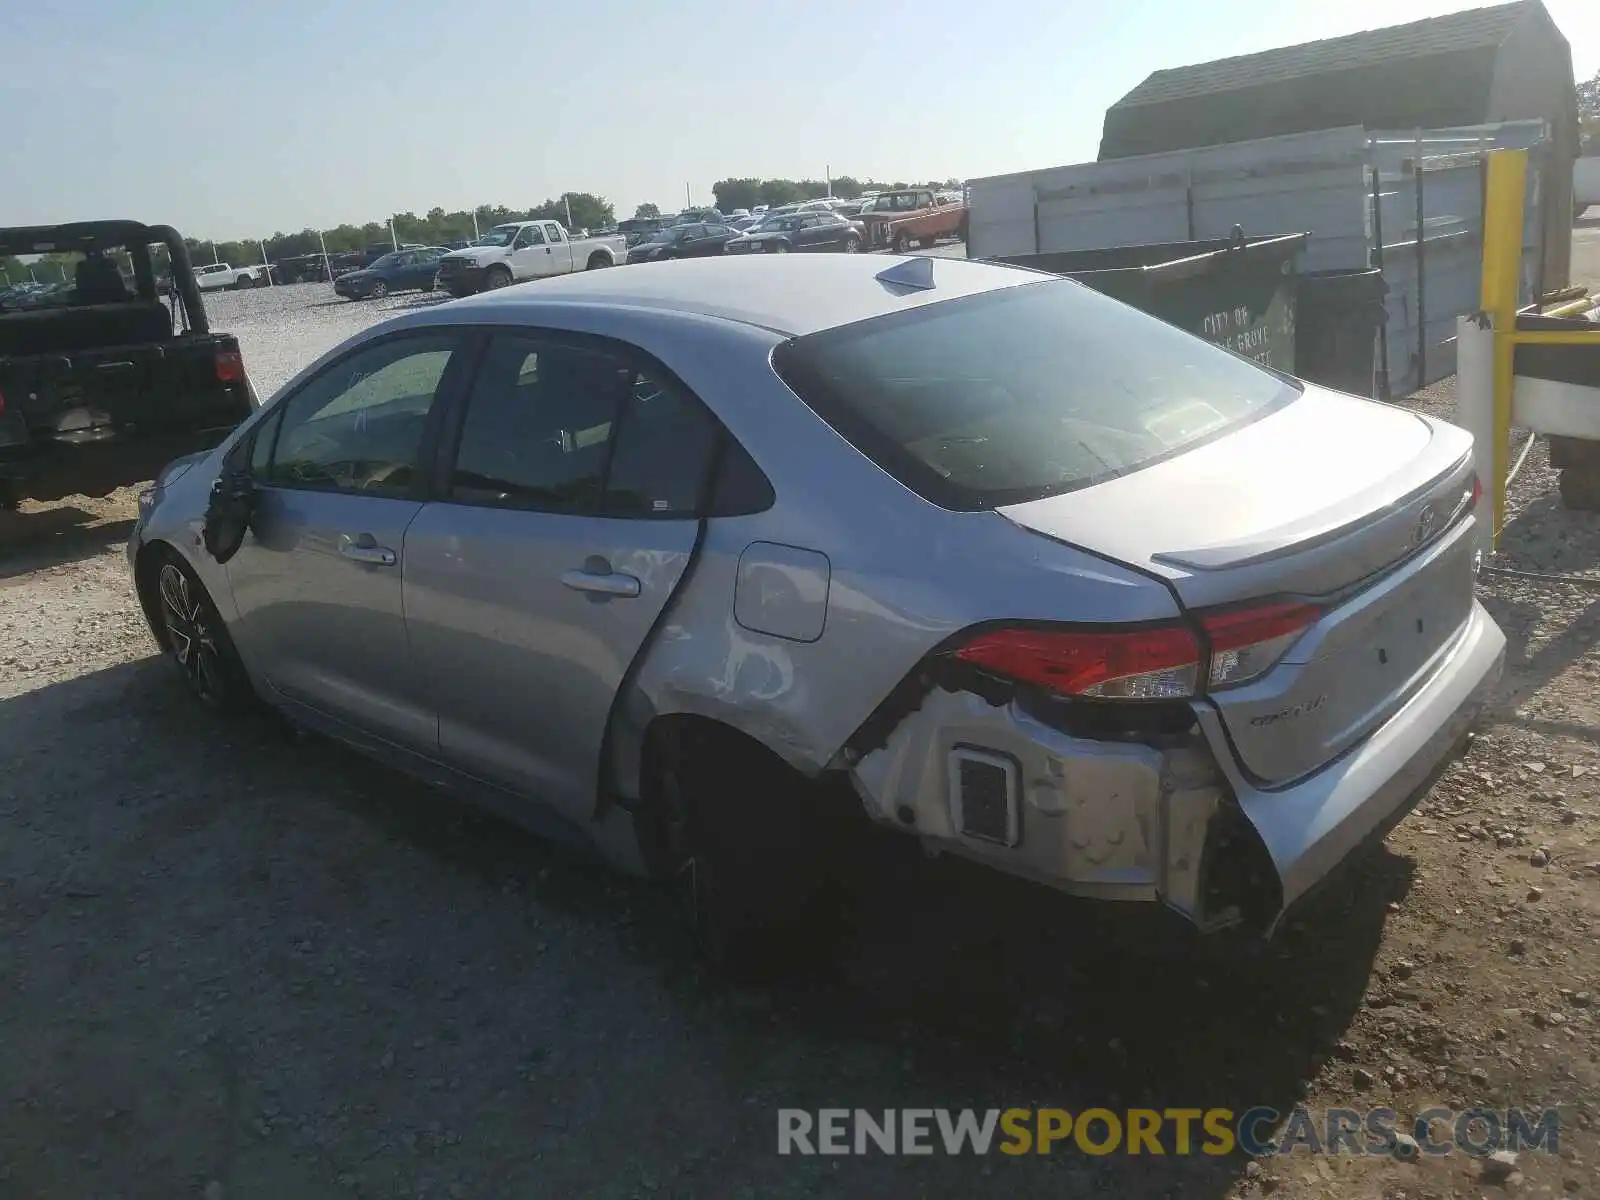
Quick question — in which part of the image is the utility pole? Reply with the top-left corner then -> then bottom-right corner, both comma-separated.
563,193 -> 574,230
389,218 -> 399,251
684,181 -> 691,208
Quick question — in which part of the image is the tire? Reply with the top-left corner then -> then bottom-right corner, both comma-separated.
485,265 -> 513,289
586,253 -> 611,270
891,232 -> 908,253
234,274 -> 254,290
771,241 -> 791,255
918,236 -> 936,249
842,235 -> 860,253
369,279 -> 389,299
147,548 -> 253,714
419,280 -> 435,293
638,723 -> 832,975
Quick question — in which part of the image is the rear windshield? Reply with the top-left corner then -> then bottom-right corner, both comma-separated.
771,278 -> 1299,510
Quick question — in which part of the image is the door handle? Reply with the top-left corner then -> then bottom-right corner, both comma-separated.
338,533 -> 397,566
560,568 -> 641,598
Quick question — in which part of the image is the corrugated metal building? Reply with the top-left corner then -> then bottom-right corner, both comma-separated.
1098,1 -> 1578,287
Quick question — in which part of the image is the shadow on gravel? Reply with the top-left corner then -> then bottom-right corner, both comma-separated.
393,294 -> 453,310
0,508 -> 136,580
0,658 -> 1404,1197
300,294 -> 448,312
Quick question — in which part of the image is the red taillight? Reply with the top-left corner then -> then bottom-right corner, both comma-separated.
215,348 -> 245,384
1469,472 -> 1483,508
951,601 -> 1321,702
953,624 -> 1202,700
1200,601 -> 1320,689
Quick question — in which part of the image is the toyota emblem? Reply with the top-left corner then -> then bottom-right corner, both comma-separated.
1412,503 -> 1438,547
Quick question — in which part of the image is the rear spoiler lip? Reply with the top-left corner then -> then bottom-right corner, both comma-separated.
1151,441 -> 1475,572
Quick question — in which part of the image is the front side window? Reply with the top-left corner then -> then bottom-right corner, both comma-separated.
249,404 -> 285,481
268,333 -> 459,496
772,279 -> 1300,510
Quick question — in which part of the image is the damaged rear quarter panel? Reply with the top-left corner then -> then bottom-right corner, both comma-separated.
606,329 -> 1185,804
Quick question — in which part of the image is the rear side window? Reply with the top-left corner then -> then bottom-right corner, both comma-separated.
449,338 -> 623,513
445,332 -> 767,519
771,279 -> 1299,511
603,376 -> 719,516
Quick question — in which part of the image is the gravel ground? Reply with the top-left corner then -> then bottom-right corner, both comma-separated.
0,271 -> 1598,1199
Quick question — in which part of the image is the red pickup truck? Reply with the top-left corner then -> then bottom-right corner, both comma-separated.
855,189 -> 966,252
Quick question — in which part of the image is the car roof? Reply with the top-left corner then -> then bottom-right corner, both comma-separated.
435,255 -> 1037,337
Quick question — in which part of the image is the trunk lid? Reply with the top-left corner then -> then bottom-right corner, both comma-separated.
999,386 -> 1480,785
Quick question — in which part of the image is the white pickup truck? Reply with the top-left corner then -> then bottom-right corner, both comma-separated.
435,221 -> 627,297
193,262 -> 265,291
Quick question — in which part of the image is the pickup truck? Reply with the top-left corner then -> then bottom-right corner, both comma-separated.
0,221 -> 256,505
435,221 -> 627,297
193,262 -> 266,291
855,188 -> 967,252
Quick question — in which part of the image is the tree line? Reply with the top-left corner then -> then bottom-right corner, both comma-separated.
1582,68 -> 1600,154
709,177 -> 962,213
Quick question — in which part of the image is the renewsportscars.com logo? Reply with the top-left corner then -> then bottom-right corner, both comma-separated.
777,1106 -> 1562,1157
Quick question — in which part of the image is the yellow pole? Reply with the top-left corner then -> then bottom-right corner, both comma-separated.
1479,149 -> 1528,546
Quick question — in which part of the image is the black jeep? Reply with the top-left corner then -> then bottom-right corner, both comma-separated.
0,221 -> 256,505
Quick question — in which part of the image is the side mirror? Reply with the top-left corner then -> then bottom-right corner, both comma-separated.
202,440 -> 258,563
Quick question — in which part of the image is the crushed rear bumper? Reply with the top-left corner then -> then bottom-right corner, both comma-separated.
847,600 -> 1504,944
1196,599 -> 1504,926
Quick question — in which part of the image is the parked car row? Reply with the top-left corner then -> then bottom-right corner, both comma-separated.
318,190 -> 967,301
630,210 -> 868,261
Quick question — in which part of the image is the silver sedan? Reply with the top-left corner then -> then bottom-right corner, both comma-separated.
128,255 -> 1505,963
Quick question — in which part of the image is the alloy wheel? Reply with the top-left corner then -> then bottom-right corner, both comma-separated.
158,563 -> 225,707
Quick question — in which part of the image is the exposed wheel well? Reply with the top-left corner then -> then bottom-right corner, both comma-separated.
586,251 -> 611,269
638,713 -> 804,798
633,713 -> 822,877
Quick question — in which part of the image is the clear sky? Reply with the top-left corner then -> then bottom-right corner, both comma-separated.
2,0 -> 1595,241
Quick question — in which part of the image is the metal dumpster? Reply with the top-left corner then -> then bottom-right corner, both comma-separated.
988,231 -> 1308,375
1295,269 -> 1387,398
